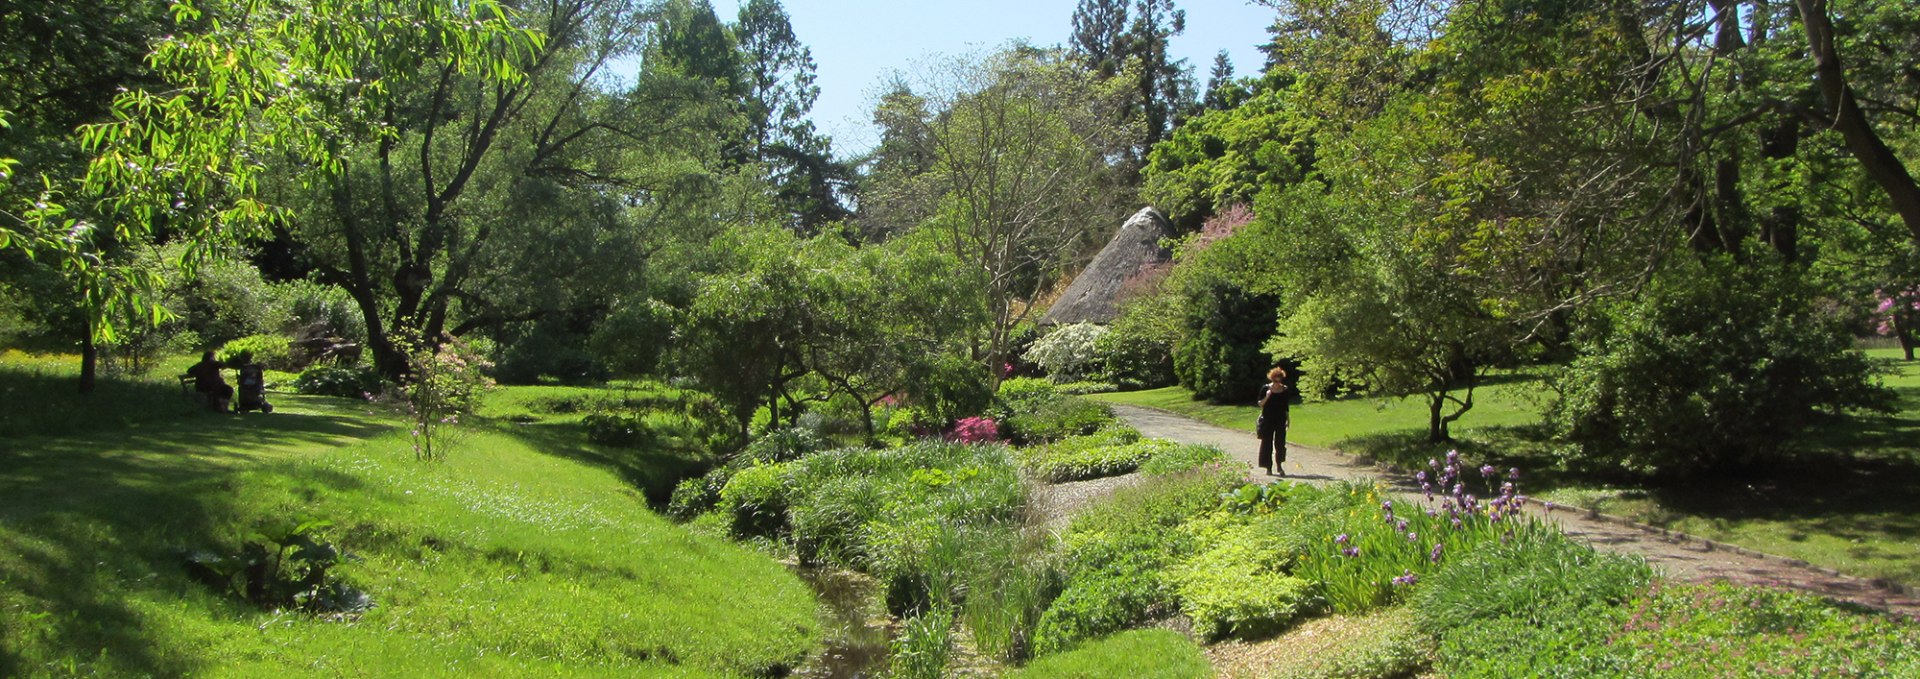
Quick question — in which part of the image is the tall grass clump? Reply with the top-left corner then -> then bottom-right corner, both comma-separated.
887,605 -> 958,679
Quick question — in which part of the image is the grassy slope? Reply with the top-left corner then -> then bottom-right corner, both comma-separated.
0,354 -> 817,677
1091,351 -> 1920,586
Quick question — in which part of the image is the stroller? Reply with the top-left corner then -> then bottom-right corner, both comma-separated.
234,363 -> 274,414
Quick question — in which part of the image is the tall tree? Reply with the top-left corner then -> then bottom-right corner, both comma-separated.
1069,0 -> 1196,178
733,0 -> 850,233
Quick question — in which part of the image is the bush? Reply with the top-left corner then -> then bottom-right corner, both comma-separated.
1004,397 -> 1116,444
1173,568 -> 1314,640
582,412 -> 656,448
291,365 -> 381,399
219,333 -> 296,370
1092,294 -> 1181,390
1027,323 -> 1110,383
1020,427 -> 1198,483
266,279 -> 365,344
947,416 -> 1001,443
1171,277 -> 1280,404
741,426 -> 832,464
718,463 -> 791,538
992,377 -> 1062,420
1548,260 -> 1895,478
1053,381 -> 1119,395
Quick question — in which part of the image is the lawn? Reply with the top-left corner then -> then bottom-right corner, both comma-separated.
1091,350 -> 1920,587
0,352 -> 819,677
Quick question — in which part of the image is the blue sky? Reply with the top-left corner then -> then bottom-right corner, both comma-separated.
706,0 -> 1280,155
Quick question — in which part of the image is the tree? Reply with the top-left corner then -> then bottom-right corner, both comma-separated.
1069,0 -> 1197,178
874,48 -> 1130,384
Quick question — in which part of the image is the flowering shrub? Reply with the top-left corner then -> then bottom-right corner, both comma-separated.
947,416 -> 1001,444
1025,323 -> 1109,383
399,333 -> 494,462
1874,285 -> 1920,338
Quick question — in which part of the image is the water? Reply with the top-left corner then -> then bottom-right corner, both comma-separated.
791,565 -> 892,679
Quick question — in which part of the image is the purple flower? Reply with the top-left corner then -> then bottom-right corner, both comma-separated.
1480,464 -> 1498,478
1426,508 -> 1438,518
1508,467 -> 1521,480
1342,546 -> 1361,558
1416,471 -> 1429,483
1381,500 -> 1394,513
1429,542 -> 1444,563
1335,533 -> 1350,545
1446,450 -> 1460,463
1396,519 -> 1409,532
1392,570 -> 1418,586
1407,531 -> 1419,542
1544,501 -> 1557,513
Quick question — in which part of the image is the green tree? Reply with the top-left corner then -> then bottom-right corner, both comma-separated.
877,48 -> 1130,384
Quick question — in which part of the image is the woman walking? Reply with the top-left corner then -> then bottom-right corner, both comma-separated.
1257,367 -> 1291,476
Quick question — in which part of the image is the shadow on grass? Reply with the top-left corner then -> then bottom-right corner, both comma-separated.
0,366 -> 193,439
487,419 -> 716,509
0,408 -> 388,676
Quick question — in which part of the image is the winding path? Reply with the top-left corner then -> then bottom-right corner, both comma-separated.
1106,403 -> 1920,619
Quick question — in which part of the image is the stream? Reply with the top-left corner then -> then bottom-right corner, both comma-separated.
790,565 -> 892,678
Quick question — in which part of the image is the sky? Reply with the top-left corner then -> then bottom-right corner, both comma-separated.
706,0 -> 1280,155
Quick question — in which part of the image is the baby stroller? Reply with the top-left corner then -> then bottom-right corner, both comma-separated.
235,363 -> 274,414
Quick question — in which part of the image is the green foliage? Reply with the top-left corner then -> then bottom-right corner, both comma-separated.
994,376 -> 1064,418
1549,261 -> 1897,478
887,605 -> 956,679
1142,84 -> 1318,231
182,519 -> 371,615
1172,275 -> 1280,404
1053,380 -> 1119,395
1168,559 -> 1315,640
719,463 -> 791,538
218,333 -> 295,371
398,335 -> 494,462
1412,530 -> 1653,634
1007,629 -> 1211,679
1091,293 -> 1180,390
1004,396 -> 1118,444
1258,609 -> 1434,679
1016,426 -> 1223,482
1028,322 -> 1110,383
1033,470 -> 1243,654
265,279 -> 365,344
291,365 -> 382,399
581,412 -> 659,449
1605,584 -> 1920,678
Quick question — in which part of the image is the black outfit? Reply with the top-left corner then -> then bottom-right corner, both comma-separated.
1257,383 -> 1290,472
186,359 -> 235,404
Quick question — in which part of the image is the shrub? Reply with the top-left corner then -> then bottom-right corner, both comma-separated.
1548,260 -> 1896,478
742,426 -> 832,463
291,365 -> 381,399
582,412 -> 656,448
266,279 -> 365,344
947,416 -> 1001,443
1173,568 -> 1315,640
219,333 -> 296,370
1020,427 -> 1208,483
992,377 -> 1062,420
1092,294 -> 1181,390
1027,323 -> 1110,383
1052,380 -> 1118,395
718,463 -> 791,538
1171,277 -> 1279,404
1004,397 -> 1116,444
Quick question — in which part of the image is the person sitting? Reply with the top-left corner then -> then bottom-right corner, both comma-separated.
183,351 -> 235,413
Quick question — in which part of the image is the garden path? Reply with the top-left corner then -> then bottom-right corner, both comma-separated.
1106,403 -> 1920,619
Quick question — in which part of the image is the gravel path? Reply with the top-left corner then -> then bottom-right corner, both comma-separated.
1107,403 -> 1920,619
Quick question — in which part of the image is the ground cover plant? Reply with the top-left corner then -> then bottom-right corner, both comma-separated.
0,353 -> 818,677
1015,423 -> 1228,482
1005,629 -> 1212,679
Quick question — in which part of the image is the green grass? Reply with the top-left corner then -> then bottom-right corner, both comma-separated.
1,354 -> 818,677
1086,368 -> 1547,453
1092,352 -> 1920,588
1006,629 -> 1211,679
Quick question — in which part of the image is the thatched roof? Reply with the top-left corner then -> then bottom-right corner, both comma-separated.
1040,207 -> 1175,326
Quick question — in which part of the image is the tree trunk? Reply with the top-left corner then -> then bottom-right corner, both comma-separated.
78,321 -> 97,395
1427,391 -> 1448,443
1795,0 -> 1920,246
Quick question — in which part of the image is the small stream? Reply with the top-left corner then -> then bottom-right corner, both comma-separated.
790,565 -> 892,678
